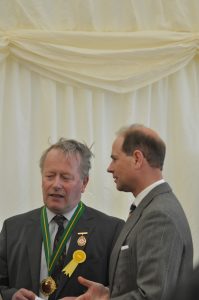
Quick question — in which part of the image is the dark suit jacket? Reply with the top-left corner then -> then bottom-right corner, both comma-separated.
0,204 -> 124,300
109,182 -> 193,300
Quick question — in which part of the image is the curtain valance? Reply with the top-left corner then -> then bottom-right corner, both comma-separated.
0,30 -> 198,93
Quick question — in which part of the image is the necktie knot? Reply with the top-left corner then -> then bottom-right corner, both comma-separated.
129,203 -> 136,215
53,215 -> 65,227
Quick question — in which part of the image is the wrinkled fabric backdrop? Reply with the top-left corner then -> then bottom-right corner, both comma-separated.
0,0 -> 199,264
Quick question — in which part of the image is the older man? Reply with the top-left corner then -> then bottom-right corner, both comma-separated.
0,139 -> 124,300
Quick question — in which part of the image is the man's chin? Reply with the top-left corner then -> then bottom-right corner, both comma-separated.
116,184 -> 128,192
46,203 -> 66,214
116,184 -> 122,191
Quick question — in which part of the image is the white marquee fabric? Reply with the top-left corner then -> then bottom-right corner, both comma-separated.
0,0 -> 199,263
0,30 -> 198,93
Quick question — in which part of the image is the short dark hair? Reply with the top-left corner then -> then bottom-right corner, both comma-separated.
39,138 -> 93,178
118,124 -> 166,170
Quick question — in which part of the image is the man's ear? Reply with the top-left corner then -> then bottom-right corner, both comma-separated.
132,150 -> 144,168
81,176 -> 89,193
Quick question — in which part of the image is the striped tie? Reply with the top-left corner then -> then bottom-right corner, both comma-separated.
52,215 -> 66,284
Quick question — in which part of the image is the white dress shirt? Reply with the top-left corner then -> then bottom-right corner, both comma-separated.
133,179 -> 165,208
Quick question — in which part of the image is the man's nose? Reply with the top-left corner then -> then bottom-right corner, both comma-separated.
107,164 -> 112,173
52,176 -> 62,188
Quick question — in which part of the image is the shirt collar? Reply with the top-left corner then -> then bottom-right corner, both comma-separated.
133,179 -> 165,207
46,205 -> 78,223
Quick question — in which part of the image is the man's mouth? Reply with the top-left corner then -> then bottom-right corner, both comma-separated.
113,177 -> 118,183
49,193 -> 64,199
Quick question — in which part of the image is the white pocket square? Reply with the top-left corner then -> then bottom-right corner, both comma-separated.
121,245 -> 129,250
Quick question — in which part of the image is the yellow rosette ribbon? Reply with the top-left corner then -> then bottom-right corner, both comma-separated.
62,250 -> 86,277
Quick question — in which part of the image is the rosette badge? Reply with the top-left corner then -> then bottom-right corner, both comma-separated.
62,250 -> 86,277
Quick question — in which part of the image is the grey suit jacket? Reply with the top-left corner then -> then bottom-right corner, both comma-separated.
0,204 -> 124,300
109,182 -> 193,300
169,264 -> 199,300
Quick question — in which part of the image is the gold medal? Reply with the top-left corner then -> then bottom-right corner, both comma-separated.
40,276 -> 56,296
77,235 -> 87,246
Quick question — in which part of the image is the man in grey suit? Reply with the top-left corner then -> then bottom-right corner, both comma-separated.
0,139 -> 124,300
74,124 -> 193,300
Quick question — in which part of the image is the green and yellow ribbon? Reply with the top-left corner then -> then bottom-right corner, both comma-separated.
40,201 -> 85,275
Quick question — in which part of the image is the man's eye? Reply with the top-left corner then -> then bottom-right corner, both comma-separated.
63,176 -> 70,180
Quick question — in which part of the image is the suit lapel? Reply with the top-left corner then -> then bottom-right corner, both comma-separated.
109,182 -> 171,291
26,209 -> 43,294
109,207 -> 141,290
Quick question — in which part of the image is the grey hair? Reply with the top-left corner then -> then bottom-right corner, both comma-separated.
39,138 -> 93,178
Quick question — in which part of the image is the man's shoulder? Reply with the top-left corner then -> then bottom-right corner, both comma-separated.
84,205 -> 124,225
4,207 -> 42,225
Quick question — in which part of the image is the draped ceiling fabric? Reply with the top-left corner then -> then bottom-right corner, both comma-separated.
0,0 -> 199,263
